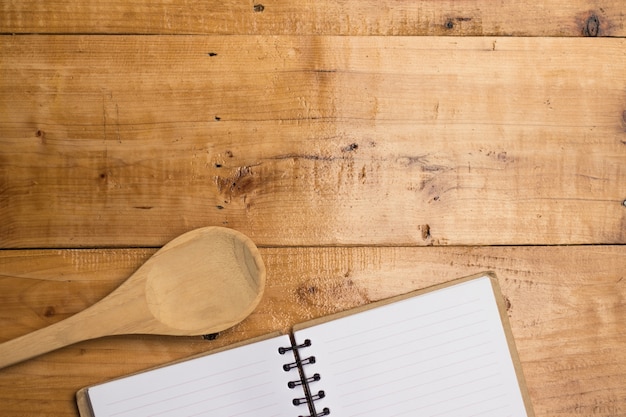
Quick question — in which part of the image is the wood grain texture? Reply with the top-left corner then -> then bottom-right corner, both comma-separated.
0,246 -> 624,416
0,0 -> 624,36
1,36 -> 625,248
1,3 -> 625,415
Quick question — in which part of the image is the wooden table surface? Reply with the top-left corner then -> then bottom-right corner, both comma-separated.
1,1 -> 625,416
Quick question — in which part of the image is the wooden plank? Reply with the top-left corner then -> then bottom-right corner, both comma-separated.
0,246 -> 624,416
1,0 -> 624,36
1,36 -> 625,248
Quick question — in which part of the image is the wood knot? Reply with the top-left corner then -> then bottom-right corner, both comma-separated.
503,296 -> 512,312
342,143 -> 359,152
35,129 -> 46,143
583,14 -> 600,37
296,285 -> 318,302
295,279 -> 370,311
44,306 -> 56,317
215,165 -> 257,201
253,4 -> 264,12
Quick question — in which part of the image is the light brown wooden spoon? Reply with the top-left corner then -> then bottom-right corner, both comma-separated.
0,226 -> 265,369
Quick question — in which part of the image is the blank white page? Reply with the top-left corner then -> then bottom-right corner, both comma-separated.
84,334 -> 303,417
293,276 -> 530,417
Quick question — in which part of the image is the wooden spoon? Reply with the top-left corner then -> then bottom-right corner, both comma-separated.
0,227 -> 266,369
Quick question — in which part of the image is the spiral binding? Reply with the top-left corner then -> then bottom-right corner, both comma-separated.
278,339 -> 311,354
296,407 -> 330,417
283,355 -> 316,371
293,390 -> 325,405
279,339 -> 331,417
288,373 -> 320,388
307,408 -> 330,417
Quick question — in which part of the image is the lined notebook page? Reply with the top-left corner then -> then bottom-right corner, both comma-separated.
85,334 -> 302,417
293,276 -> 529,417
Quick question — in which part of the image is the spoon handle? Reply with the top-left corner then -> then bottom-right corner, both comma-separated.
0,280 -> 147,370
0,307 -> 113,369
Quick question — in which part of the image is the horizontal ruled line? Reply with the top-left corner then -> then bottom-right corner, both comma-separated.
340,355 -> 499,395
362,384 -> 507,416
333,337 -> 492,378
324,297 -> 481,345
109,371 -> 272,416
329,318 -> 488,366
343,365 -> 501,408
105,359 -> 266,407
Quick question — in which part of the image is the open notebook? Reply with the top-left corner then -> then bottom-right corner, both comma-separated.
77,273 -> 534,417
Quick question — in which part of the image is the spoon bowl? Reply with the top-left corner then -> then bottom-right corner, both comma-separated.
0,227 -> 265,369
